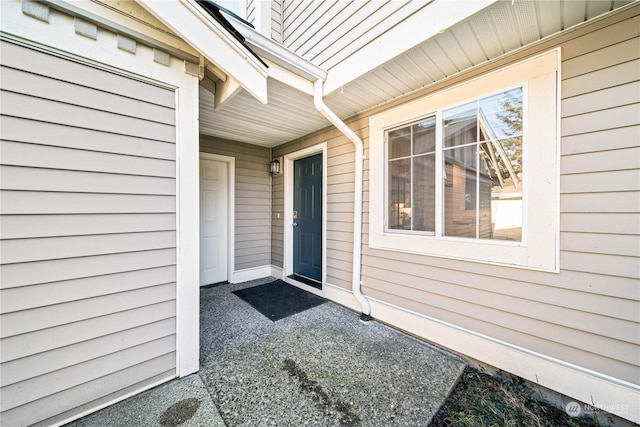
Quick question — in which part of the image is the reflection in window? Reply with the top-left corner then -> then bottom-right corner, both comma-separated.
386,88 -> 523,242
443,88 -> 523,241
387,117 -> 435,232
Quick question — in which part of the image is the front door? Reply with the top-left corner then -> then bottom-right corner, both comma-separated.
293,154 -> 323,284
200,157 -> 228,286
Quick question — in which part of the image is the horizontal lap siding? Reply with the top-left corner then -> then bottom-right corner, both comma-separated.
200,137 -> 271,270
364,13 -> 640,383
272,120 -> 368,288
0,41 -> 177,426
274,10 -> 640,385
281,0 -> 424,69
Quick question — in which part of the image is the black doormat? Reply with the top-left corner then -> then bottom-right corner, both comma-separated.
232,280 -> 327,321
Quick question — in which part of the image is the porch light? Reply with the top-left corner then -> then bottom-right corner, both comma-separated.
270,159 -> 280,174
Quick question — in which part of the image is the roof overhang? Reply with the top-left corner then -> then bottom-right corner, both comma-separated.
221,12 -> 326,96
139,0 -> 268,104
323,0 -> 498,95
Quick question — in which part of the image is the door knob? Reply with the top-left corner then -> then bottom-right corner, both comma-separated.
292,222 -> 298,227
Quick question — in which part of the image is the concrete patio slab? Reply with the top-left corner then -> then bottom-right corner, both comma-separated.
67,373 -> 225,427
67,277 -> 466,426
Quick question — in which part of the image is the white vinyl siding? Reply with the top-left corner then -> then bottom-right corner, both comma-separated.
0,40 -> 177,427
200,136 -> 271,271
271,0 -> 284,43
281,0 -> 425,69
246,0 -> 282,42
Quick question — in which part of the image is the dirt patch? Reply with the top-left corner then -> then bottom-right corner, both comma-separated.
283,358 -> 361,426
159,398 -> 201,427
430,366 -> 604,427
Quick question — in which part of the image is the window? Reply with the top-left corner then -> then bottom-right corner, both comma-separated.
216,0 -> 245,19
370,50 -> 559,271
386,88 -> 523,241
387,117 -> 436,232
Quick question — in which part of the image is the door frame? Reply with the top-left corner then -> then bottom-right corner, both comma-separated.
283,143 -> 327,295
199,152 -> 235,284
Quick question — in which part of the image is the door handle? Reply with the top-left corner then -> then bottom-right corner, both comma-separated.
292,222 -> 298,227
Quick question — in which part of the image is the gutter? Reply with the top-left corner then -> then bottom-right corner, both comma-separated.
223,14 -> 327,82
313,80 -> 372,322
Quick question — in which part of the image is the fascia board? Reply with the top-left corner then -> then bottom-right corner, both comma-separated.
138,0 -> 268,104
323,0 -> 498,96
263,58 -> 315,96
47,0 -> 200,63
226,14 -> 327,82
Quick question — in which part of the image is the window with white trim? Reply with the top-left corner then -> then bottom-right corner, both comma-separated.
386,87 -> 523,241
369,50 -> 559,271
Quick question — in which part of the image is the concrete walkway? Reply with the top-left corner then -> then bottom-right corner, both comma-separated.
68,278 -> 466,426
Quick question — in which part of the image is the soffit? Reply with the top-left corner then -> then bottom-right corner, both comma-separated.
199,78 -> 327,146
199,0 -> 635,147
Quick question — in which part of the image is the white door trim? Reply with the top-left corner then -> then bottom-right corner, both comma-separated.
283,143 -> 327,295
200,152 -> 235,284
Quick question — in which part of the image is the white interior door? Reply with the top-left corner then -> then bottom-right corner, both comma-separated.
200,157 -> 228,286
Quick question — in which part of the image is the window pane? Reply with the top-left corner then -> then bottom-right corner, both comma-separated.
388,127 -> 411,159
480,136 -> 523,187
444,146 -> 477,238
388,158 -> 411,230
444,101 -> 477,148
485,185 -> 522,242
413,118 -> 436,154
479,88 -> 523,141
480,137 -> 523,242
217,0 -> 243,17
413,154 -> 435,232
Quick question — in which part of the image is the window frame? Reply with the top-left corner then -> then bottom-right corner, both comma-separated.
385,115 -> 438,235
369,49 -> 560,271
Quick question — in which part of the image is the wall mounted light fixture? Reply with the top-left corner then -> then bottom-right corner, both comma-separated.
270,159 -> 280,174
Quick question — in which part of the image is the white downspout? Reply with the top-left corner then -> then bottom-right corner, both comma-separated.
313,79 -> 372,321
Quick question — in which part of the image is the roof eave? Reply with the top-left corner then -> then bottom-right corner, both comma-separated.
323,0 -> 499,96
138,0 -> 268,104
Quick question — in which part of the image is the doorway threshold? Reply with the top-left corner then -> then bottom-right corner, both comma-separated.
287,274 -> 322,290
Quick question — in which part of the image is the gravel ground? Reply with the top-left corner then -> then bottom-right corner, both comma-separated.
199,278 -> 466,426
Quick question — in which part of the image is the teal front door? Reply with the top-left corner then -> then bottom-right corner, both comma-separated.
293,154 -> 322,284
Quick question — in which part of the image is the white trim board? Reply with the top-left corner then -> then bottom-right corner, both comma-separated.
232,265 -> 272,284
176,84 -> 200,378
270,265 -> 284,280
368,49 -> 560,272
139,0 -> 268,104
283,143 -> 328,285
0,3 -> 194,89
323,283 -> 640,424
323,0 -> 498,95
199,152 -> 235,285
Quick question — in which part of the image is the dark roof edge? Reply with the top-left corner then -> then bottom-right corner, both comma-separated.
195,0 -> 268,68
